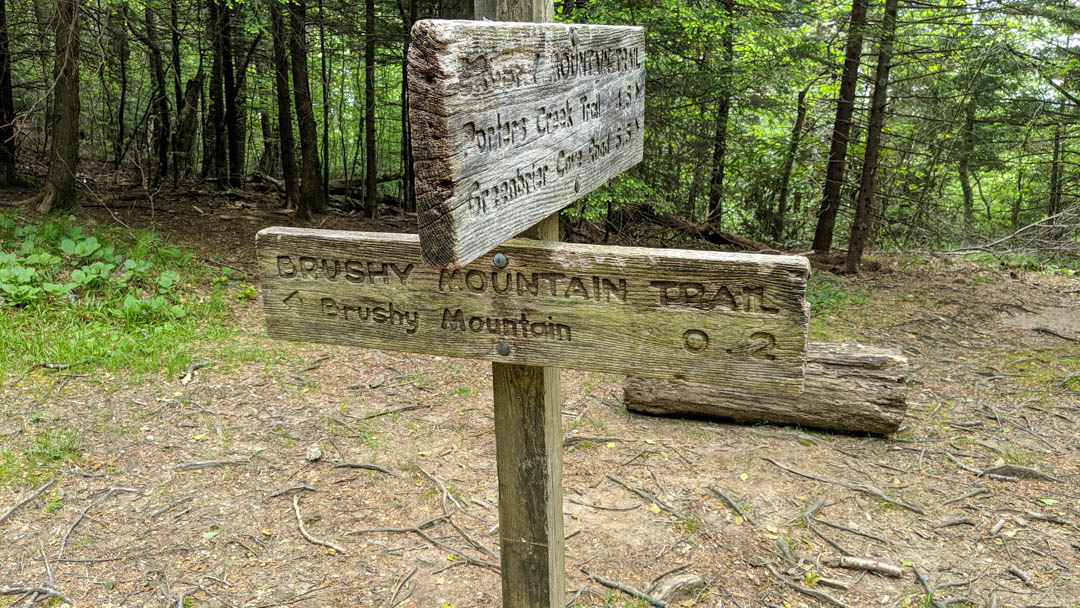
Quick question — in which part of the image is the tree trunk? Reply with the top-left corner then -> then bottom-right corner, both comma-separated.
399,0 -> 418,212
220,1 -> 242,186
169,0 -> 183,185
270,0 -> 297,209
624,343 -> 908,435
135,5 -> 170,186
958,103 -> 975,229
705,0 -> 735,226
36,0 -> 79,213
774,86 -> 809,240
107,4 -> 128,168
174,70 -> 202,178
289,0 -> 325,217
1048,125 -> 1062,219
364,0 -> 378,218
258,111 -> 278,176
0,0 -> 17,184
204,0 -> 226,183
811,0 -> 867,252
845,0 -> 898,274
319,0 -> 330,201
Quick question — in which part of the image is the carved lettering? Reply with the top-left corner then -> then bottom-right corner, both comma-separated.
440,309 -> 571,342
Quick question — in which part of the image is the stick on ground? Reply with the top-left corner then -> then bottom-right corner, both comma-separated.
292,496 -> 347,555
0,479 -> 55,525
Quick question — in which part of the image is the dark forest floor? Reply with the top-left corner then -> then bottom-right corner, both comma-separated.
1,182 -> 1079,608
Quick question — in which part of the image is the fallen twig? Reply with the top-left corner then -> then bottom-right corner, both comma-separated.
0,479 -> 55,525
270,485 -> 318,498
763,458 -> 924,514
581,567 -> 667,608
0,586 -> 74,606
349,403 -> 429,421
980,464 -> 1063,483
173,459 -> 248,472
782,497 -> 825,526
757,559 -> 851,608
146,495 -> 194,519
707,486 -> 758,527
605,474 -> 678,516
1006,565 -> 1032,586
292,496 -> 347,555
59,486 -> 138,559
941,486 -> 991,506
827,556 -> 902,577
385,567 -> 417,608
331,463 -> 398,477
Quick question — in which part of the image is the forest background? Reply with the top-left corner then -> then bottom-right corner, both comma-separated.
0,0 -> 1077,266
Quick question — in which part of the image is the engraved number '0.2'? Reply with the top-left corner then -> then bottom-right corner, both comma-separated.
683,329 -> 777,360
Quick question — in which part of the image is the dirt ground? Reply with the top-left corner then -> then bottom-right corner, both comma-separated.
2,187 -> 1079,608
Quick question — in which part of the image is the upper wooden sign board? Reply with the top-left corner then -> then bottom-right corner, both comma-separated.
408,19 -> 645,268
257,227 -> 810,393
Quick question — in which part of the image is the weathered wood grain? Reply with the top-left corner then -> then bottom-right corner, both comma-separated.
408,19 -> 645,267
257,227 -> 810,393
624,342 -> 909,434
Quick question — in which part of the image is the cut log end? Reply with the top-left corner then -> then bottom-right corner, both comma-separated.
624,342 -> 908,435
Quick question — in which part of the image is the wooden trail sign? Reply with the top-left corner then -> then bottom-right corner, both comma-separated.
258,227 -> 811,393
408,19 -> 645,267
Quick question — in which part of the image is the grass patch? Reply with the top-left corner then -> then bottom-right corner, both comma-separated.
806,273 -> 871,341
0,428 -> 81,487
0,210 -> 260,384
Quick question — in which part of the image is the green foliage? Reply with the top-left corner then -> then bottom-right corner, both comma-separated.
0,211 -> 252,383
805,274 -> 869,316
0,429 -> 81,487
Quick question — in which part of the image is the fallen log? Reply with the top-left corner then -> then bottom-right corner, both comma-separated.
624,342 -> 908,434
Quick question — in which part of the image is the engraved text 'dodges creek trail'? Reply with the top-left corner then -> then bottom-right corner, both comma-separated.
408,19 -> 645,267
257,227 -> 811,393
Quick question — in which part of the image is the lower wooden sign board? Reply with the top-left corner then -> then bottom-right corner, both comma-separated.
257,227 -> 810,393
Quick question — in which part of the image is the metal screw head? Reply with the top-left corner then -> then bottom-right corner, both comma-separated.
496,342 -> 511,356
492,253 -> 508,268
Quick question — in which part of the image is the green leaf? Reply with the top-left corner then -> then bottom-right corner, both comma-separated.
202,530 -> 220,539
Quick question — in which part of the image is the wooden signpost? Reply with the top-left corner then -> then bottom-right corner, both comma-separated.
257,10 -> 810,608
408,19 -> 646,268
258,227 -> 810,391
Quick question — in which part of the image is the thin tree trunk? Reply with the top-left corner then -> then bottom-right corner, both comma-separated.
399,0 -> 417,212
220,1 -> 242,186
35,0 -> 79,213
811,0 -> 868,252
170,0 -> 182,185
319,0 -> 330,200
134,5 -> 170,185
174,70 -> 202,178
705,0 -> 735,226
110,5 -> 128,167
958,103 -> 975,229
31,0 -> 51,159
0,0 -> 17,184
205,0 -> 226,182
289,0 -> 325,217
1049,125 -> 1062,219
844,0 -> 898,274
774,86 -> 810,240
270,0 -> 297,209
364,0 -> 377,218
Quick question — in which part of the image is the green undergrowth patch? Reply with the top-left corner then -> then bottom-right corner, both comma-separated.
993,346 -> 1080,391
807,273 -> 871,341
961,251 -> 1078,277
0,428 -> 81,487
0,210 -> 259,384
